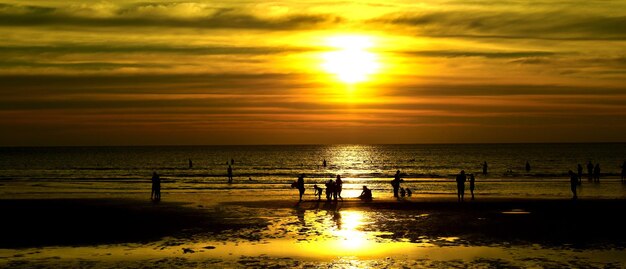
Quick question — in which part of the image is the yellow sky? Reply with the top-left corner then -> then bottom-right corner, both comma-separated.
0,0 -> 625,145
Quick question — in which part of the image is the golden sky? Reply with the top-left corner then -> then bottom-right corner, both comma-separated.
1,0 -> 626,145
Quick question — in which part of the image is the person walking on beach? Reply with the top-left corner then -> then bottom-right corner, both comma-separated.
296,174 -> 306,202
151,171 -> 161,201
391,170 -> 403,198
482,162 -> 488,175
335,175 -> 343,200
359,185 -> 372,201
577,163 -> 583,184
525,161 -> 531,173
587,161 -> 594,182
469,173 -> 476,200
227,165 -> 233,183
456,170 -> 467,202
593,163 -> 601,183
569,170 -> 578,200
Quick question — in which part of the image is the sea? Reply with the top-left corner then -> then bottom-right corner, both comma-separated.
1,143 -> 625,199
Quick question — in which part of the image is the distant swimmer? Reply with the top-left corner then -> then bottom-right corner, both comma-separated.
323,159 -> 327,168
525,161 -> 531,173
227,165 -> 233,183
359,185 -> 372,201
482,162 -> 488,175
469,173 -> 476,200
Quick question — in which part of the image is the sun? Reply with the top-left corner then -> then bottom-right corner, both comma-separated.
321,36 -> 380,84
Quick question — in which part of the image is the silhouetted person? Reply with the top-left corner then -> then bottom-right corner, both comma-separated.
297,174 -> 305,202
325,179 -> 335,201
525,161 -> 531,173
569,170 -> 578,200
189,159 -> 193,169
151,171 -> 160,201
359,185 -> 372,201
313,184 -> 323,200
456,170 -> 466,202
594,163 -> 601,182
587,161 -> 594,182
482,162 -> 488,175
227,165 -> 233,183
406,188 -> 412,197
577,163 -> 583,184
391,170 -> 403,198
335,175 -> 343,200
231,158 -> 235,165
621,161 -> 626,183
469,173 -> 475,200
323,159 -> 327,168
400,188 -> 406,197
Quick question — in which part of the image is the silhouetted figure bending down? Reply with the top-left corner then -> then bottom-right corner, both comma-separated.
456,170 -> 467,202
359,186 -> 372,201
482,162 -> 488,175
406,188 -> 412,197
227,165 -> 233,183
594,163 -> 601,182
313,184 -> 323,200
569,170 -> 578,200
586,161 -> 594,182
469,173 -> 475,200
151,171 -> 161,201
296,174 -> 306,202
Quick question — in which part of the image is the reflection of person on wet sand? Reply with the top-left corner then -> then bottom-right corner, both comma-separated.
313,184 -> 323,200
456,170 -> 466,202
359,185 -> 372,201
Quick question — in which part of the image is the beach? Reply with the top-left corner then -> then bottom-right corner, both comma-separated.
1,188 -> 626,268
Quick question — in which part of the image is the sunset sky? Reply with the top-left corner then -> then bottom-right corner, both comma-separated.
1,0 -> 625,146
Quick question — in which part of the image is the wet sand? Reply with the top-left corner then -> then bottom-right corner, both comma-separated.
1,196 -> 626,268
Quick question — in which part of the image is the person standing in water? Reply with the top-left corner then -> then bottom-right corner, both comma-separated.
482,162 -> 488,175
456,170 -> 467,202
323,159 -> 327,168
594,163 -> 601,182
525,161 -> 531,173
391,170 -> 403,198
227,165 -> 233,183
151,171 -> 161,201
586,161 -> 594,182
569,170 -> 578,200
335,175 -> 343,200
577,163 -> 583,184
469,173 -> 476,200
296,174 -> 306,202
188,159 -> 193,169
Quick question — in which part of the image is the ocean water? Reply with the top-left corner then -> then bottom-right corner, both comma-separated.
1,144 -> 625,199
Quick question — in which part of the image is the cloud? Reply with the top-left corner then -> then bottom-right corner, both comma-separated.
372,10 -> 626,40
0,3 -> 343,30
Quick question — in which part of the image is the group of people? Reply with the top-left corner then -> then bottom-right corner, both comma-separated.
300,175 -> 344,202
150,171 -> 161,201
